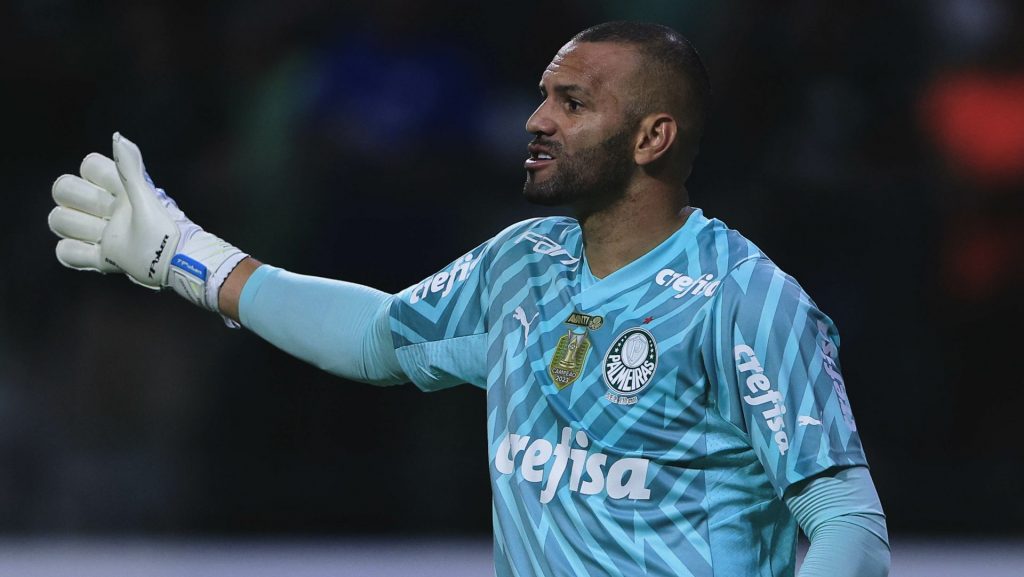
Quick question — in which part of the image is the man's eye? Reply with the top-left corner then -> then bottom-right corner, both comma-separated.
567,99 -> 582,112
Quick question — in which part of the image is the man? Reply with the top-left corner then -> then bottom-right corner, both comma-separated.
49,22 -> 890,577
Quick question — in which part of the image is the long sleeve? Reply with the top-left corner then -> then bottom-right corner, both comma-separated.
785,465 -> 891,577
238,264 -> 407,386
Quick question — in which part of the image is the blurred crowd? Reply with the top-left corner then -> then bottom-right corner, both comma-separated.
1,0 -> 1022,535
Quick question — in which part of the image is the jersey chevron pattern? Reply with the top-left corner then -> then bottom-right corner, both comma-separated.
390,209 -> 867,577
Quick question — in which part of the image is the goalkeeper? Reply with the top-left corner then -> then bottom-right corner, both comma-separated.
48,22 -> 889,577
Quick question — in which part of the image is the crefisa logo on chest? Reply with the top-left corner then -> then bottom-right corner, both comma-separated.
603,328 -> 659,405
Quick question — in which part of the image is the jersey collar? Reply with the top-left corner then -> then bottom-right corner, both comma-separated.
575,208 -> 710,309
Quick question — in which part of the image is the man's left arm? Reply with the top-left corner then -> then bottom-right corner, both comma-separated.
786,465 -> 891,577
707,257 -> 889,573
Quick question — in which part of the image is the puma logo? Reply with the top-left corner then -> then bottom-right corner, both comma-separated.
512,306 -> 540,347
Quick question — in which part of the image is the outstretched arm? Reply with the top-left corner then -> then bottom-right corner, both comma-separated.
50,134 -> 406,386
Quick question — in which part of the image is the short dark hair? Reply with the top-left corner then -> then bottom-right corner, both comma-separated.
572,21 -> 711,154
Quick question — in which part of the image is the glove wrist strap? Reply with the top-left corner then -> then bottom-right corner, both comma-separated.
165,229 -> 247,318
210,252 -> 249,328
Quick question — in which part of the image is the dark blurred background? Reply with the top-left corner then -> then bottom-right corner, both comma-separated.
2,0 -> 1023,540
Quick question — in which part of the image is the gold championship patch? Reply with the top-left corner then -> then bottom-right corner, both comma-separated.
548,311 -> 604,389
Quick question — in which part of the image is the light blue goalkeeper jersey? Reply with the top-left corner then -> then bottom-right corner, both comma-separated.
389,209 -> 866,577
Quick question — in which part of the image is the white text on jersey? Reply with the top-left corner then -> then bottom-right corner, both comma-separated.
494,427 -> 651,503
409,252 -> 482,304
516,231 -> 580,267
817,321 -> 857,431
655,269 -> 720,298
734,344 -> 790,455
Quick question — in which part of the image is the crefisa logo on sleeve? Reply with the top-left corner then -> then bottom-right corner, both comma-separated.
603,328 -> 659,405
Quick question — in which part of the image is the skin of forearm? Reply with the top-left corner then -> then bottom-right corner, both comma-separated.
218,256 -> 262,322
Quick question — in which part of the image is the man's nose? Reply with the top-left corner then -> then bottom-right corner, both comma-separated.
525,101 -> 556,135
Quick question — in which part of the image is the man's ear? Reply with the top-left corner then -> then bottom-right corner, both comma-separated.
633,114 -> 678,166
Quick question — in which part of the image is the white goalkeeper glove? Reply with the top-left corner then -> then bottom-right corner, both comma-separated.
49,132 -> 248,316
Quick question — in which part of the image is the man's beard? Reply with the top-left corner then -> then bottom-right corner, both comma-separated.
523,129 -> 636,211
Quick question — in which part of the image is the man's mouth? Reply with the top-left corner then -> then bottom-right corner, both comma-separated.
525,143 -> 557,169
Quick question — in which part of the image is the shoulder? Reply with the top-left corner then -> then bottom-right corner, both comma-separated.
692,213 -> 768,274
715,254 -> 822,336
489,216 -> 579,244
696,216 -> 813,320
485,215 -> 581,261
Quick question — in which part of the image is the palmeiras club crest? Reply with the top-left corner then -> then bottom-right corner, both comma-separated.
548,312 -> 604,389
603,328 -> 659,405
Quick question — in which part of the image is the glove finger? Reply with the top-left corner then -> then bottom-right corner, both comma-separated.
111,132 -> 154,209
79,152 -> 127,199
55,238 -> 117,273
51,173 -> 116,218
48,206 -> 107,243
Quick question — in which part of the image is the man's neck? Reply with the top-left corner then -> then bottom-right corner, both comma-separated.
578,186 -> 692,279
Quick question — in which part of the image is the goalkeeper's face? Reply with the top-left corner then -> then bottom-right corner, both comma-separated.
522,42 -> 641,211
